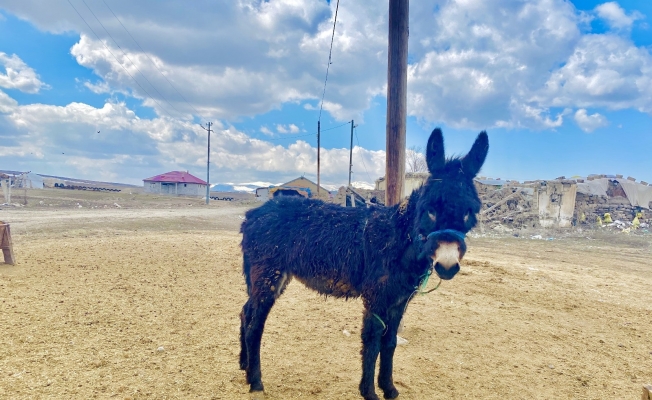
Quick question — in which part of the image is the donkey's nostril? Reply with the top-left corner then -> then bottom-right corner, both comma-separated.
434,262 -> 460,280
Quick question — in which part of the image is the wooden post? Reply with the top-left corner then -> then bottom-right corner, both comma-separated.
385,0 -> 408,206
0,222 -> 15,265
643,384 -> 652,400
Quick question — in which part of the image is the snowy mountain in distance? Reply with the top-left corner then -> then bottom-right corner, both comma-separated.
211,182 -> 279,193
320,181 -> 375,191
210,180 -> 375,193
351,181 -> 375,190
320,184 -> 341,192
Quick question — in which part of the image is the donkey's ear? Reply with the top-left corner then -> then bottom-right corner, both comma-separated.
461,131 -> 489,177
426,128 -> 446,173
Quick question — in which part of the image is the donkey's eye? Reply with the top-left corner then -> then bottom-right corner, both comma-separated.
428,212 -> 437,223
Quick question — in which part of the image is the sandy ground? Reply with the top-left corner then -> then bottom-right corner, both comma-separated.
1,192 -> 651,399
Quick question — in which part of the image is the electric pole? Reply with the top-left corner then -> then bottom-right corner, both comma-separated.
201,122 -> 212,205
348,119 -> 354,187
386,0 -> 409,206
317,120 -> 321,196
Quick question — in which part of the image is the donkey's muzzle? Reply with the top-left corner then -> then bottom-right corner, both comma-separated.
432,241 -> 463,280
420,230 -> 467,280
435,261 -> 460,280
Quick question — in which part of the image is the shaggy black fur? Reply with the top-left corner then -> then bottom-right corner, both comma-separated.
239,128 -> 488,400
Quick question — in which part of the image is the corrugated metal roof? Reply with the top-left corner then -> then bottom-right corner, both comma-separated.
143,171 -> 207,184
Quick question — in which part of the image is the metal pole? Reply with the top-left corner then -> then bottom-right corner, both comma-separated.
348,119 -> 354,187
201,122 -> 212,205
207,122 -> 211,204
317,120 -> 321,197
386,0 -> 409,206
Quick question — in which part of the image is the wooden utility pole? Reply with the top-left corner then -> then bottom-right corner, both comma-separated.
317,120 -> 321,196
348,119 -> 354,187
385,0 -> 409,206
201,122 -> 212,205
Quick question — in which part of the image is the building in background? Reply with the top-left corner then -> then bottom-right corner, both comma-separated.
375,172 -> 430,198
143,171 -> 207,197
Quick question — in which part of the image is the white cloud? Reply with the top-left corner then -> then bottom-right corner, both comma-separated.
259,126 -> 274,136
82,79 -> 113,95
1,0 -> 652,186
595,2 -> 643,30
276,124 -> 300,134
0,52 -> 48,93
0,98 -> 384,185
574,109 -> 608,132
407,0 -> 583,129
3,0 -> 649,130
0,89 -> 17,113
539,34 -> 652,113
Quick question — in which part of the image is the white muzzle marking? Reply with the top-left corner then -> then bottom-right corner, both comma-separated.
433,242 -> 460,269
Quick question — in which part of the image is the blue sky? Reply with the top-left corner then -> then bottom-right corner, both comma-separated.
0,0 -> 650,188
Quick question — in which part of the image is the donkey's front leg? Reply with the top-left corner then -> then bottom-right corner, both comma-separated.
378,306 -> 406,399
359,310 -> 385,400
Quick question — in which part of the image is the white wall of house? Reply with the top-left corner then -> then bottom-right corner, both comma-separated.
537,181 -> 577,228
255,187 -> 269,201
375,173 -> 429,198
144,181 -> 207,197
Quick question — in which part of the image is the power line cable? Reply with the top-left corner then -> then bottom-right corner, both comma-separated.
80,0 -> 186,119
318,0 -> 340,122
66,0 -> 175,119
100,0 -> 206,121
265,121 -> 350,141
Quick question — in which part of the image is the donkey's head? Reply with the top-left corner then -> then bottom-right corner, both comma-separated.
415,128 -> 488,280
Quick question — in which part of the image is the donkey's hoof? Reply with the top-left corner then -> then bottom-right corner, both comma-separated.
383,387 -> 399,399
249,382 -> 264,393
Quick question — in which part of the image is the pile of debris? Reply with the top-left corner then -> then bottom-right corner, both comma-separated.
475,175 -> 651,232
478,185 -> 538,229
336,173 -> 651,234
333,186 -> 385,207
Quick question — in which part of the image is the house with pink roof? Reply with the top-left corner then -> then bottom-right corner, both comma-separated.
143,171 -> 207,197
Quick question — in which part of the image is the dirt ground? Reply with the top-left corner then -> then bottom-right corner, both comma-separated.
1,190 -> 651,399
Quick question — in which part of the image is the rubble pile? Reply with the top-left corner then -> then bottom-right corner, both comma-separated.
341,174 -> 651,234
574,193 -> 636,224
478,186 -> 538,229
333,187 -> 385,206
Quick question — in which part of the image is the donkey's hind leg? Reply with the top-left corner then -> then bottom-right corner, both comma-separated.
243,269 -> 289,392
244,293 -> 275,392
